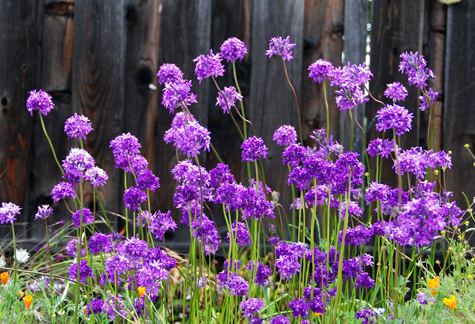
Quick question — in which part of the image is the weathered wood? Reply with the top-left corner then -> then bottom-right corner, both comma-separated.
249,0 -> 304,206
340,0 -> 368,151
72,0 -> 126,216
444,0 -> 475,201
0,0 -> 42,241
123,0 -> 161,210
301,0 -> 344,141
156,0 -> 212,242
369,0 -> 425,149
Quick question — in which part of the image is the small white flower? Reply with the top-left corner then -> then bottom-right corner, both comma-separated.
15,248 -> 29,264
0,255 -> 6,268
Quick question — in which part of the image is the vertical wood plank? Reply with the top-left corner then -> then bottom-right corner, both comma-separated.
302,0 -> 344,140
0,0 -> 42,241
341,0 -> 368,151
72,0 -> 126,216
156,0 -> 212,245
249,0 -> 304,205
29,0 -> 76,241
369,0 -> 425,149
444,0 -> 475,201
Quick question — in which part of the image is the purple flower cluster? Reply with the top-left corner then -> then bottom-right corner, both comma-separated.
375,104 -> 413,136
26,90 -> 55,116
193,50 -> 225,82
35,204 -> 53,220
64,113 -> 93,140
396,147 -> 451,179
71,208 -> 95,228
68,259 -> 93,284
229,221 -> 251,246
216,86 -> 243,113
266,36 -> 296,61
240,298 -> 264,318
192,214 -> 221,255
399,51 -> 434,89
62,148 -> 96,183
366,138 -> 394,158
308,59 -> 333,83
217,270 -> 249,296
51,181 -> 76,202
273,125 -> 297,147
143,210 -> 177,240
157,63 -> 184,85
384,82 -> 408,102
161,79 -> 198,113
328,63 -> 372,111
241,136 -> 268,162
220,37 -> 247,62
164,112 -> 211,157
0,202 -> 21,224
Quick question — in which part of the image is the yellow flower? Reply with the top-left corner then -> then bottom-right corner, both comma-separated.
138,286 -> 146,297
24,294 -> 33,309
313,312 -> 322,317
443,295 -> 457,310
18,290 -> 25,298
1,272 -> 9,286
427,276 -> 439,290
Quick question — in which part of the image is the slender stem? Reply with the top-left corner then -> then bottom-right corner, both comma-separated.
323,80 -> 331,139
39,114 -> 64,175
11,223 -> 17,281
281,59 -> 303,142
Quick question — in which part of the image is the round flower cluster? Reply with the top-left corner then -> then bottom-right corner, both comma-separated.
220,37 -> 247,62
266,36 -> 296,61
26,90 -> 55,116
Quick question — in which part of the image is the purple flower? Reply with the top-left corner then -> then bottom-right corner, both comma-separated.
192,214 -> 221,255
157,63 -> 184,85
0,202 -> 21,224
365,182 -> 390,204
161,79 -> 198,113
64,113 -> 93,140
241,136 -> 268,162
247,261 -> 271,286
220,37 -> 247,62
84,166 -> 108,187
266,36 -> 296,61
26,90 -> 55,116
289,298 -> 309,318
228,221 -> 251,246
216,86 -> 243,113
417,291 -> 428,305
110,133 -> 142,170
328,63 -> 372,111
356,308 -> 377,324
399,51 -> 434,89
136,169 -> 160,192
68,259 -> 93,284
193,50 -> 225,82
66,238 -> 85,258
87,298 -> 104,314
273,125 -> 297,147
308,59 -> 333,83
384,82 -> 408,102
366,138 -> 394,158
123,186 -> 147,211
355,272 -> 375,288
62,148 -> 96,183
240,298 -> 264,318
35,204 -> 53,220
88,233 -> 113,254
419,87 -> 438,111
71,208 -> 94,228
164,112 -> 211,157
146,210 -> 177,240
340,225 -> 373,246
217,270 -> 249,296
51,181 -> 76,202
270,316 -> 290,324
375,104 -> 413,136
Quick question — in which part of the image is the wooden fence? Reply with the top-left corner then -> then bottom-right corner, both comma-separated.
0,0 -> 474,245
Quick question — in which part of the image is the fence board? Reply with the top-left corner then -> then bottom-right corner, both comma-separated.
72,0 -> 126,216
156,0 -> 212,243
0,0 -> 42,241
444,1 -> 475,201
302,0 -> 344,141
249,0 -> 304,205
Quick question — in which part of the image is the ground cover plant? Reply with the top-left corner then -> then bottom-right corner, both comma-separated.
1,35 -> 475,323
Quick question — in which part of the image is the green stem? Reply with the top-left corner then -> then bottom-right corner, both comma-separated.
39,114 -> 64,175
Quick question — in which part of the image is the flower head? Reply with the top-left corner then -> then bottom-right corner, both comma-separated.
266,36 -> 296,61
24,294 -> 33,309
220,37 -> 247,62
164,113 -> 211,157
375,104 -> 413,136
241,136 -> 268,162
64,113 -> 93,140
384,82 -> 408,102
0,202 -> 21,224
1,272 -> 9,285
138,286 -> 146,297
51,181 -> 76,202
85,167 -> 109,187
157,63 -> 184,85
443,295 -> 457,310
71,208 -> 94,228
273,125 -> 297,147
193,50 -> 225,81
35,204 -> 53,220
68,259 -> 93,284
161,79 -> 198,113
26,90 -> 54,116
308,59 -> 333,83
216,86 -> 243,113
427,276 -> 439,290
240,298 -> 264,318
14,249 -> 29,264
399,51 -> 434,89
62,148 -> 96,183
123,187 -> 147,211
